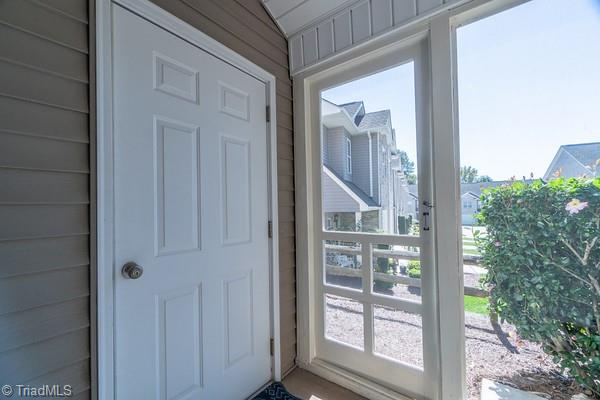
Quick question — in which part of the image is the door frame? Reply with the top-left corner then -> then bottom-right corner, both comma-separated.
293,19 -> 455,400
95,0 -> 281,397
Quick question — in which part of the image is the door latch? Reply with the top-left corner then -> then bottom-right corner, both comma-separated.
422,201 -> 434,231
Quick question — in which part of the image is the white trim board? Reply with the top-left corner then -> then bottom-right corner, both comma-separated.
287,0 -> 474,75
299,359 -> 414,400
96,0 -> 281,398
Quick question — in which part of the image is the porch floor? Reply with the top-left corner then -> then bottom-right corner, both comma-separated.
282,368 -> 367,400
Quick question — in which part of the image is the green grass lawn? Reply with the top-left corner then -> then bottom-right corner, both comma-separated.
464,295 -> 489,315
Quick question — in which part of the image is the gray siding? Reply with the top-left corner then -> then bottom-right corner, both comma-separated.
322,171 -> 360,213
325,126 -> 351,180
0,0 -> 92,399
351,134 -> 371,197
321,128 -> 329,165
146,0 -> 297,374
371,133 -> 380,205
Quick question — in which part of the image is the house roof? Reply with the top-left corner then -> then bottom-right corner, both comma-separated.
544,141 -> 600,179
324,165 -> 378,208
339,101 -> 363,122
322,98 -> 392,134
462,191 -> 480,199
357,110 -> 391,131
561,142 -> 600,168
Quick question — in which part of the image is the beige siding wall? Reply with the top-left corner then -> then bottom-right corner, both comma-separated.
0,0 -> 93,399
146,0 -> 297,374
0,0 -> 296,392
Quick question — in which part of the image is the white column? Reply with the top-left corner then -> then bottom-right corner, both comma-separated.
430,15 -> 466,400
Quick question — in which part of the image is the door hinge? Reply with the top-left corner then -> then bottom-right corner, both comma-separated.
268,220 -> 273,238
266,105 -> 271,123
270,338 -> 274,356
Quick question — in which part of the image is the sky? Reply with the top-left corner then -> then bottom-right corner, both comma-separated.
322,0 -> 600,180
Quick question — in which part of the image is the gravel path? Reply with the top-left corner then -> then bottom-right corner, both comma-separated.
324,295 -> 579,400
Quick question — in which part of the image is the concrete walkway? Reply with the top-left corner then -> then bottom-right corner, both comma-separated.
481,379 -> 546,400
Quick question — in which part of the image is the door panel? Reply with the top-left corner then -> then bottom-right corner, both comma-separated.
113,5 -> 271,399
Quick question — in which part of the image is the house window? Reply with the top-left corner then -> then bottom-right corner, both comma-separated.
345,137 -> 352,174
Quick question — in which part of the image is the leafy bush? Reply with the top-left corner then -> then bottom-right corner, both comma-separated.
407,260 -> 421,279
477,178 -> 600,395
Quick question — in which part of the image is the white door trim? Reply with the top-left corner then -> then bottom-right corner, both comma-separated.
96,0 -> 281,397
295,32 -> 441,400
292,9 -> 453,400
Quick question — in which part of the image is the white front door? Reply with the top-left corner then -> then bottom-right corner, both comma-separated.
112,5 -> 271,399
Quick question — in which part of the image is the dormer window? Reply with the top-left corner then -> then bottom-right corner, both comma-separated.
345,137 -> 352,174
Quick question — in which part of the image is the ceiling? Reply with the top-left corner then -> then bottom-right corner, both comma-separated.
261,0 -> 358,36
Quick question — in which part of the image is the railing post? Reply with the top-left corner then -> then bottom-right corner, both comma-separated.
362,241 -> 374,355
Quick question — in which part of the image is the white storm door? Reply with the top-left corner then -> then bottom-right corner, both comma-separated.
315,40 -> 437,400
113,5 -> 271,400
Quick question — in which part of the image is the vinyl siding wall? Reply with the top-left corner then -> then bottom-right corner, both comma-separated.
0,0 -> 93,399
351,134 -> 371,197
322,171 -> 360,213
146,0 -> 297,375
0,0 -> 296,394
322,127 -> 329,165
371,133 -> 381,204
325,126 -> 351,180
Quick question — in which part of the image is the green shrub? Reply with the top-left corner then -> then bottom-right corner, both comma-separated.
407,260 -> 421,279
477,178 -> 600,395
374,244 -> 394,291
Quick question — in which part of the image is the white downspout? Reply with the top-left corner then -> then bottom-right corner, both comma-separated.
368,132 -> 373,197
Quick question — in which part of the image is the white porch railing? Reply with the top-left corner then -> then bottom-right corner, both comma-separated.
323,233 -> 489,299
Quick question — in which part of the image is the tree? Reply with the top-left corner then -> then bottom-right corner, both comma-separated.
460,166 -> 493,183
398,151 -> 417,184
460,165 -> 479,183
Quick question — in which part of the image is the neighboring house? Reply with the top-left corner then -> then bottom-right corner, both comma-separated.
409,180 -> 533,226
543,142 -> 600,180
321,99 -> 411,234
460,191 -> 481,225
406,191 -> 420,220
